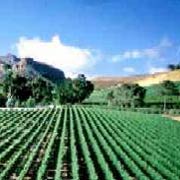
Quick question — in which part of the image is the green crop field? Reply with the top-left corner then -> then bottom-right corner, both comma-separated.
0,106 -> 180,180
85,81 -> 180,106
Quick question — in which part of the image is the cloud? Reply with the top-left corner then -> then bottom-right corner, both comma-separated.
123,67 -> 135,73
111,38 -> 172,62
149,67 -> 167,74
16,35 -> 100,77
111,48 -> 159,62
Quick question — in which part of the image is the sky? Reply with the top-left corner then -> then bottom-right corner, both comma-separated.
0,0 -> 180,78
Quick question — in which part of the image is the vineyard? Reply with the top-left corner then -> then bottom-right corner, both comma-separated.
0,106 -> 180,180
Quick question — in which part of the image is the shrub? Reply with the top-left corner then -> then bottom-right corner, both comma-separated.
26,97 -> 36,107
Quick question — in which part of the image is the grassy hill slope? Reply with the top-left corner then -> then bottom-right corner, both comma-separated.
92,70 -> 180,89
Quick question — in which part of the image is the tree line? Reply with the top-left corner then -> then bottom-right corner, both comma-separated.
168,63 -> 180,71
0,65 -> 94,107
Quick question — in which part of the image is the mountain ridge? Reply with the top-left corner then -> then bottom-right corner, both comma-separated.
0,54 -> 65,84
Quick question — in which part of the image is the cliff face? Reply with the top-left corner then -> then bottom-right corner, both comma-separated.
0,54 -> 65,84
0,54 -> 19,65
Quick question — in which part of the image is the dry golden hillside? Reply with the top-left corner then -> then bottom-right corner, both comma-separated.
92,70 -> 180,88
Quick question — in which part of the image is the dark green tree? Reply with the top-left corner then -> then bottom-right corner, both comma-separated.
107,83 -> 146,108
55,74 -> 94,104
2,67 -> 54,106
72,74 -> 94,103
55,78 -> 74,104
159,80 -> 179,111
168,63 -> 180,70
10,74 -> 32,102
168,64 -> 176,71
2,71 -> 32,104
29,76 -> 53,104
2,69 -> 13,96
0,94 -> 6,107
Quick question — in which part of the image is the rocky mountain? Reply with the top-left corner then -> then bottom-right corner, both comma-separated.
0,54 -> 65,84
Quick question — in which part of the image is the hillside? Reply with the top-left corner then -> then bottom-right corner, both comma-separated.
92,70 -> 180,88
0,54 -> 65,84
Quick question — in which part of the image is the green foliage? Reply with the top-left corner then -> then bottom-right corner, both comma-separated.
145,81 -> 180,104
107,84 -> 146,108
0,57 -> 95,107
0,94 -> 6,107
73,74 -> 94,102
25,97 -> 36,107
2,69 -> 14,96
29,76 -> 53,104
158,80 -> 179,111
1,67 -> 54,106
2,70 -> 32,102
168,63 -> 180,70
14,99 -> 21,107
86,81 -> 180,110
3,64 -> 11,71
84,89 -> 110,105
55,78 -> 74,104
158,80 -> 179,96
11,75 -> 32,102
55,74 -> 94,104
5,95 -> 15,107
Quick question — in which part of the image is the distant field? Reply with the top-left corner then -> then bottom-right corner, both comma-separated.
85,81 -> 180,107
145,82 -> 180,104
84,89 -> 110,104
0,106 -> 180,179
